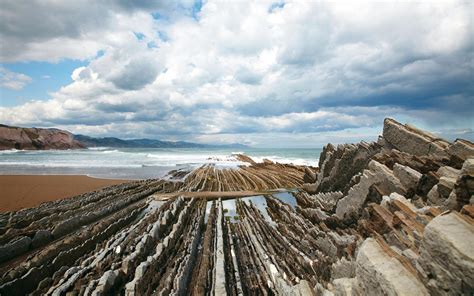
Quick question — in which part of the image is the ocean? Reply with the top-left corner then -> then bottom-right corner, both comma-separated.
0,147 -> 322,179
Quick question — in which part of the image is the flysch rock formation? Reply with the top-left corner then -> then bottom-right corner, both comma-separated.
0,118 -> 473,295
0,124 -> 85,150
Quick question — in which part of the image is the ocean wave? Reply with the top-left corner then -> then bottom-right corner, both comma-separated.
87,147 -> 112,151
0,149 -> 320,177
251,155 -> 318,166
0,162 -> 143,168
101,149 -> 121,154
0,149 -> 21,154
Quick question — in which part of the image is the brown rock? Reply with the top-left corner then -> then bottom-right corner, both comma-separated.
0,124 -> 85,150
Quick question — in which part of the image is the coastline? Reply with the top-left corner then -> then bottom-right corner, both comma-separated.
0,175 -> 130,212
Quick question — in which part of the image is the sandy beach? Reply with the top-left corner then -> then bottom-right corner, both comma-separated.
0,175 -> 130,212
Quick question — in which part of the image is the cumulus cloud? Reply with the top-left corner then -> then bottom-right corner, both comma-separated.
0,67 -> 32,90
0,0 -> 473,146
109,56 -> 161,90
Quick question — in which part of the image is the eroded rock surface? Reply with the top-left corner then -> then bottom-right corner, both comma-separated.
0,118 -> 472,295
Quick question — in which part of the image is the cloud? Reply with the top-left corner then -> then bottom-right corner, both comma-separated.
0,0 -> 193,62
0,0 -> 472,146
234,67 -> 262,85
109,56 -> 161,90
0,67 -> 32,90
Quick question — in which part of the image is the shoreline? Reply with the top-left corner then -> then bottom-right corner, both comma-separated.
0,175 -> 130,212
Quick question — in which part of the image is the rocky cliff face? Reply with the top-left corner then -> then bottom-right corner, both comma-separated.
299,117 -> 474,295
0,124 -> 85,150
0,118 -> 472,295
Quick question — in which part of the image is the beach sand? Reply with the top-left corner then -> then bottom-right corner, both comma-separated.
0,175 -> 130,212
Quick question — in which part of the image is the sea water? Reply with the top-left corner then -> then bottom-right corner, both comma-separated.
0,147 -> 322,179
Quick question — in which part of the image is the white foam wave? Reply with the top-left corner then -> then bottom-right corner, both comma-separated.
87,147 -> 112,151
251,155 -> 318,166
0,149 -> 21,154
101,149 -> 121,154
0,161 -> 144,168
0,148 -> 319,176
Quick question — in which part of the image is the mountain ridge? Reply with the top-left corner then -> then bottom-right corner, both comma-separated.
74,134 -> 248,149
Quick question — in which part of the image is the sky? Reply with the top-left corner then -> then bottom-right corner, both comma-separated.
0,0 -> 473,148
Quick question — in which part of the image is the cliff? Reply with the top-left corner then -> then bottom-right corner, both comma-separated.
0,124 -> 85,150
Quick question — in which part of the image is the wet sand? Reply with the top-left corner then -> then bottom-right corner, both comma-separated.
0,175 -> 130,212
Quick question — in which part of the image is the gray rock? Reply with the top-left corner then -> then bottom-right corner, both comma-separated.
462,158 -> 474,176
446,139 -> 474,161
355,238 -> 429,296
314,142 -> 381,194
336,160 -> 404,219
92,270 -> 118,295
402,248 -> 418,267
0,236 -> 32,263
437,176 -> 456,199
32,230 -> 52,248
382,118 -> 448,156
331,257 -> 355,280
418,212 -> 474,295
333,278 -> 355,296
52,216 -> 82,238
393,163 -> 422,190
437,166 -> 461,179
427,185 -> 443,205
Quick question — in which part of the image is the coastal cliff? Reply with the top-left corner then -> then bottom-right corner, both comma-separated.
0,118 -> 472,295
0,124 -> 85,150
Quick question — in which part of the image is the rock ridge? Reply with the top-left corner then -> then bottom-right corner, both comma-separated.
0,118 -> 472,295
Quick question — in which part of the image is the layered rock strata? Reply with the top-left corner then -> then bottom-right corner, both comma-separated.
0,125 -> 85,150
0,118 -> 472,295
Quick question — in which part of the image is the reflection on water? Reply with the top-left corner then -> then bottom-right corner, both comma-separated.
272,191 -> 297,207
219,191 -> 298,225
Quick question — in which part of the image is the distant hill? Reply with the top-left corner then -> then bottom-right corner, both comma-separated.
74,134 -> 248,149
0,124 -> 85,150
0,124 -> 248,150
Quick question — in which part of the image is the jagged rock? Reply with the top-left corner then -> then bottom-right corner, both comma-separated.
335,160 -> 405,219
462,158 -> 474,176
355,238 -> 429,295
304,167 -> 317,183
382,118 -> 449,156
437,166 -> 461,179
388,192 -> 417,212
417,171 -> 440,196
446,139 -> 474,161
418,212 -> 474,295
427,185 -> 443,205
332,277 -> 355,296
461,204 -> 474,218
437,176 -> 456,199
1,118 -> 473,295
314,142 -> 381,194
331,257 -> 355,280
401,249 -> 418,267
393,163 -> 422,190
93,270 -> 119,295
234,154 -> 257,165
303,183 -> 318,194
